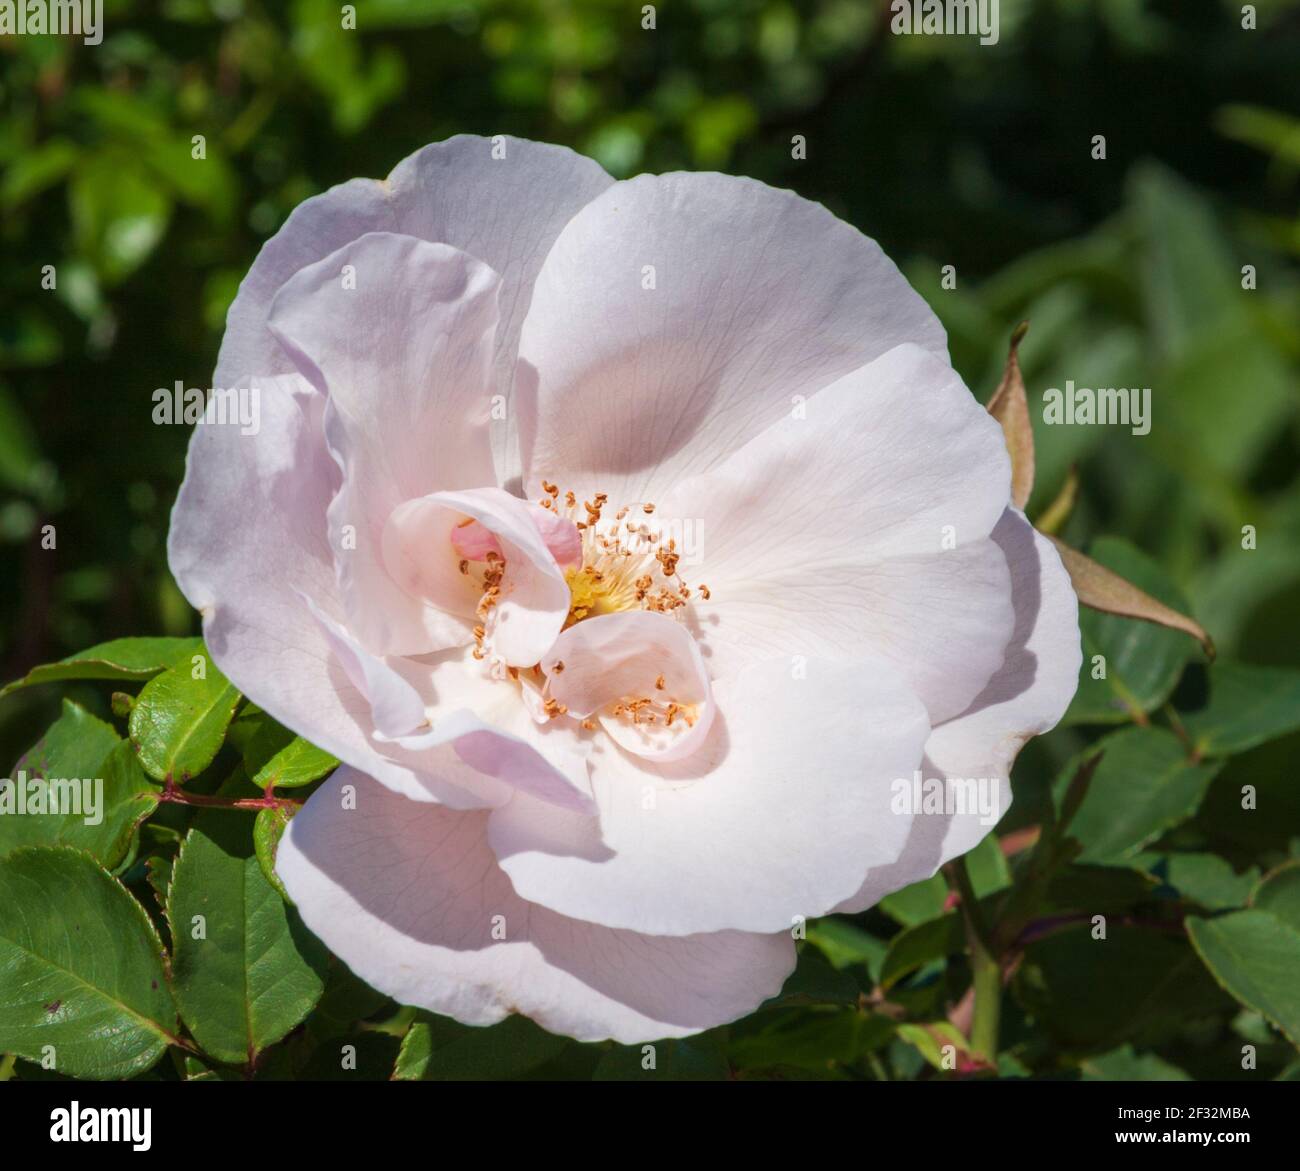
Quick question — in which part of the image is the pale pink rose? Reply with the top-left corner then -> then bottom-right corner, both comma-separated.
169,136 -> 1080,1042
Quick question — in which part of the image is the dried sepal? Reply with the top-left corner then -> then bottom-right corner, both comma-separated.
986,321 -> 1035,510
1046,534 -> 1216,660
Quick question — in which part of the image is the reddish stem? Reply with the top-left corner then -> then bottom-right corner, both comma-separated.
158,778 -> 297,812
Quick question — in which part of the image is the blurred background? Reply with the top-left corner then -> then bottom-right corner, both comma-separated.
1,0 -> 1299,1079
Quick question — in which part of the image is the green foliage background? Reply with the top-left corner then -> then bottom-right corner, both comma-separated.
1,0 -> 1300,1081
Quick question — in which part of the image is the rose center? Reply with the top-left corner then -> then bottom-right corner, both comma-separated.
534,480 -> 709,629
447,484 -> 712,751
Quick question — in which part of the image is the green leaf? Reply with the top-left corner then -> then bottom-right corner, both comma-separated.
394,1012 -> 569,1081
1187,911 -> 1300,1047
729,1008 -> 893,1074
1043,864 -> 1161,913
1015,925 -> 1229,1052
806,918 -> 887,981
882,866 -> 1162,991
1216,104 -> 1300,167
1148,852 -> 1260,910
253,804 -> 294,901
1055,726 -> 1222,862
166,815 -> 327,1064
304,964 -> 391,1044
225,709 -> 336,790
250,737 -> 339,791
129,650 -> 241,783
592,1032 -> 729,1081
1081,1044 -> 1191,1081
896,1021 -> 978,1071
145,855 -> 173,913
763,949 -> 863,1008
880,914 -> 964,990
1183,662 -> 1300,757
1252,861 -> 1300,928
0,846 -> 177,1078
0,701 -> 158,867
878,877 -> 949,928
70,149 -> 173,284
0,637 -> 201,700
1133,165 -> 1294,478
1064,539 -> 1198,725
226,705 -> 289,769
879,833 -> 1009,926
0,137 -> 79,209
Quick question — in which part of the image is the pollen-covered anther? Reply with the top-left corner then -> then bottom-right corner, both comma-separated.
535,482 -> 712,628
463,545 -> 508,658
609,693 -> 696,730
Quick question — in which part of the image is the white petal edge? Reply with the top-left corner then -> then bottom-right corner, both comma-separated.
166,373 -> 506,812
833,510 -> 1082,913
277,767 -> 796,1043
214,135 -> 614,486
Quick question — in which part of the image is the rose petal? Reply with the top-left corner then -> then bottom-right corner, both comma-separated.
299,591 -> 429,739
447,504 -> 581,571
389,647 -> 595,813
214,135 -> 614,486
487,657 -> 931,936
383,486 -> 570,669
268,233 -> 501,658
277,767 -> 796,1042
517,171 -> 947,504
299,592 -> 593,814
541,611 -> 714,762
527,503 -> 584,569
833,510 -> 1082,912
168,373 -> 500,810
659,342 -> 1015,723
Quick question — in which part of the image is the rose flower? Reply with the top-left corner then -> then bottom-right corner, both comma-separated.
169,136 -> 1079,1042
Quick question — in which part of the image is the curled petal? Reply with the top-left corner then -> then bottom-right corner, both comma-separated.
527,503 -> 584,569
542,611 -> 714,761
168,373 -> 496,811
268,233 -> 501,657
214,135 -> 613,485
383,486 -> 570,669
450,504 -> 582,571
299,591 -> 427,740
301,598 -> 593,813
